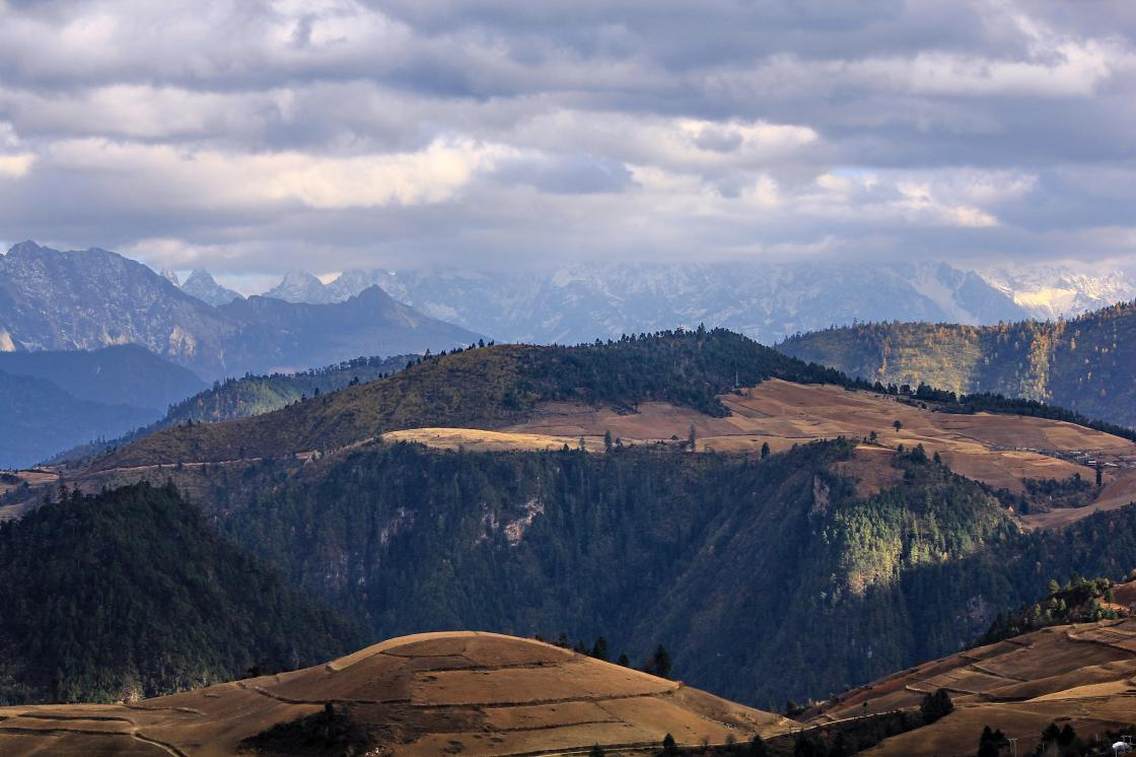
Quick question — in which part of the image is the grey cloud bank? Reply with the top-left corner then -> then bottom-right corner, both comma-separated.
0,0 -> 1133,275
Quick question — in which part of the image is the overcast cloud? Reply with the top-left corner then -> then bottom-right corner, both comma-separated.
0,0 -> 1134,275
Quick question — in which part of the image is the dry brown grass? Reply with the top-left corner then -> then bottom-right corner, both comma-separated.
811,606 -> 1136,756
386,380 -> 1136,519
0,631 -> 795,756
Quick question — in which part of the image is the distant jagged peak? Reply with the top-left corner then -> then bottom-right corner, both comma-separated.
264,269 -> 333,303
181,269 -> 243,307
6,239 -> 46,256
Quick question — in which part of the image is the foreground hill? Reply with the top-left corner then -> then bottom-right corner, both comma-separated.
808,597 -> 1136,755
0,241 -> 480,378
0,631 -> 794,755
778,301 -> 1136,428
0,483 -> 360,704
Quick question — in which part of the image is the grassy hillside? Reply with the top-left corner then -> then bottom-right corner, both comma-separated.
0,632 -> 796,755
94,328 -> 854,469
0,482 -> 361,704
778,301 -> 1136,428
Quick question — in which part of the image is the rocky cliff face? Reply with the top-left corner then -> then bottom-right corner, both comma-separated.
0,242 -> 235,375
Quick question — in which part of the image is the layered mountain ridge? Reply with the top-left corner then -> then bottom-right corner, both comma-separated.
0,241 -> 480,379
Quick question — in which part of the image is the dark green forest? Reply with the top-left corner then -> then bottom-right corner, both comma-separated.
0,483 -> 361,704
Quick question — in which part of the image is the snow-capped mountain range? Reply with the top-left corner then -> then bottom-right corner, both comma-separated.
976,264 -> 1136,320
242,260 -> 1029,345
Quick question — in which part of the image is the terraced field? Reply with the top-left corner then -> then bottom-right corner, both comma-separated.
0,632 -> 794,756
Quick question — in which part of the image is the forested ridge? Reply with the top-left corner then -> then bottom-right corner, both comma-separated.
94,328 -> 859,469
0,483 -> 362,704
778,300 -> 1136,428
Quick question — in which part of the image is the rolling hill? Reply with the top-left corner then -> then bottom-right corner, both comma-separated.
806,583 -> 1136,756
0,631 -> 795,755
777,300 -> 1136,429
86,329 -> 853,469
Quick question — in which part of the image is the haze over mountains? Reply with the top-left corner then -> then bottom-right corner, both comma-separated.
0,345 -> 205,468
245,260 -> 1028,345
196,258 -> 1136,347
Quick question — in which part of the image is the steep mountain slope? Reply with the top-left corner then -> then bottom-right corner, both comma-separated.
179,269 -> 243,306
0,371 -> 156,468
0,241 -> 234,375
262,261 -> 1027,345
0,344 -> 204,411
0,482 -> 361,704
778,301 -> 1136,428
79,437 -> 1135,712
0,632 -> 794,755
0,242 -> 481,378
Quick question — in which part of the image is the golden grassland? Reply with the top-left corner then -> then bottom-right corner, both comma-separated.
0,632 -> 795,756
384,379 -> 1136,528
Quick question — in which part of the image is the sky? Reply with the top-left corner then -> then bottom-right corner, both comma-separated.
0,0 -> 1134,278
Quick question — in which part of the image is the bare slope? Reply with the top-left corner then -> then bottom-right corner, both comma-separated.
0,632 -> 795,756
